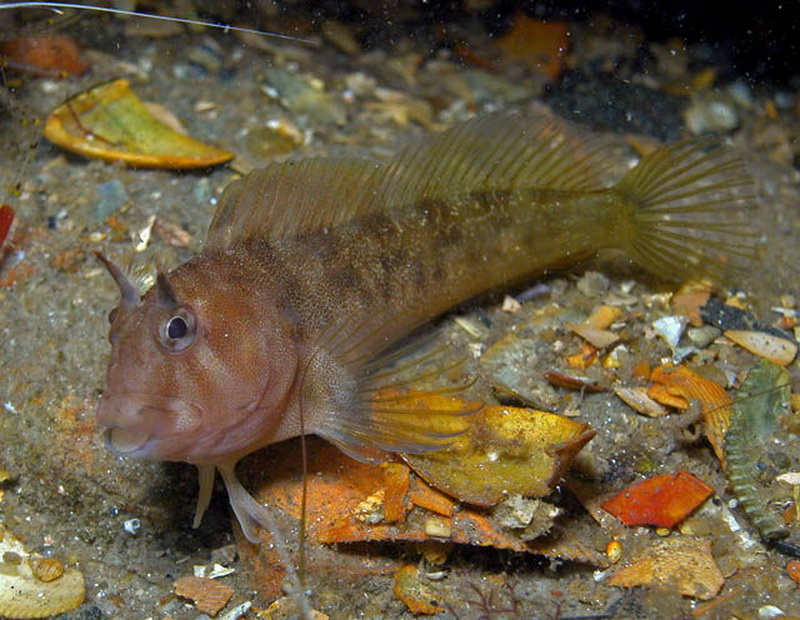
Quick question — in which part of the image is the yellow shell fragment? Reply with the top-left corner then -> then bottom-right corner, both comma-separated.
0,524 -> 85,619
723,330 -> 798,366
398,391 -> 595,506
44,79 -> 234,169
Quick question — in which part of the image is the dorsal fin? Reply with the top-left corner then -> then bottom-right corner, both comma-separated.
205,114 -> 610,250
206,158 -> 388,249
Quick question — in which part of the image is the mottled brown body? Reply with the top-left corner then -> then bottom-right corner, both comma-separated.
223,189 -> 615,349
96,114 -> 757,542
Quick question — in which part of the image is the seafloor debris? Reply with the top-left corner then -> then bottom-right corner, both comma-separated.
0,524 -> 85,619
492,13 -> 569,82
607,536 -> 724,600
0,35 -> 90,76
725,359 -> 794,543
398,391 -> 595,506
173,575 -> 235,617
393,564 -> 444,615
724,329 -> 798,366
601,471 -> 714,528
0,204 -> 13,250
567,303 -> 623,348
646,363 -> 732,464
671,280 -> 712,327
261,67 -> 347,125
258,596 -> 329,619
613,386 -> 670,417
44,79 -> 235,168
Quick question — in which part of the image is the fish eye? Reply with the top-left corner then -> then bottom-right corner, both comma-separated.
160,308 -> 197,352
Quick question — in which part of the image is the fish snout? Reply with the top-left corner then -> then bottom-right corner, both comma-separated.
97,392 -> 202,458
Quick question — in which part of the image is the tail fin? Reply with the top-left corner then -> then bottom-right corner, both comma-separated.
614,137 -> 760,286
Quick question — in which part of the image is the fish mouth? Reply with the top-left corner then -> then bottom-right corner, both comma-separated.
97,391 -> 203,459
104,427 -> 152,455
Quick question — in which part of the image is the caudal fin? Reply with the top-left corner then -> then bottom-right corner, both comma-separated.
614,137 -> 760,285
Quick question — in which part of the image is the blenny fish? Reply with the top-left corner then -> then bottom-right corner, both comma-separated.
96,114 -> 758,543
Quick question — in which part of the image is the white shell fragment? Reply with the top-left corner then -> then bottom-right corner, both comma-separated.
653,315 -> 688,347
724,330 -> 798,366
0,524 -> 85,619
776,472 -> 800,486
614,386 -> 670,417
653,315 -> 696,363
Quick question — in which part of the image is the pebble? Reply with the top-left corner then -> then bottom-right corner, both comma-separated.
684,93 -> 740,134
687,326 -> 720,349
576,271 -> 610,297
93,179 -> 128,222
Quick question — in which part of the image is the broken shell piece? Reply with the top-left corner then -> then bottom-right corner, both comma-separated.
0,524 -> 85,619
608,536 -> 724,600
601,471 -> 713,528
44,79 -> 234,169
261,597 -> 329,619
28,558 -> 64,583
393,564 -> 444,615
353,489 -> 386,524
174,575 -> 234,617
776,472 -> 800,487
647,363 -> 733,464
723,330 -> 798,366
671,280 -> 712,327
653,315 -> 696,363
614,386 -> 670,417
586,304 -> 623,329
566,321 -> 620,349
399,391 -> 595,506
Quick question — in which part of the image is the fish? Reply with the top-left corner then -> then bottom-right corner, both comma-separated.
95,113 -> 758,546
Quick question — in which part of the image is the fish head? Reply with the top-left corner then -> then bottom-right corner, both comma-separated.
95,253 -> 299,465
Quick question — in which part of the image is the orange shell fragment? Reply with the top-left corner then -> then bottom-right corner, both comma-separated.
493,13 -> 569,82
647,363 -> 732,464
44,79 -> 234,169
671,280 -> 712,327
0,35 -> 90,77
608,536 -> 724,600
787,560 -> 800,585
601,471 -> 713,528
382,462 -> 411,523
173,576 -> 234,617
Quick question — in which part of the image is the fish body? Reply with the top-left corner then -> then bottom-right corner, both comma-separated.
96,114 -> 757,540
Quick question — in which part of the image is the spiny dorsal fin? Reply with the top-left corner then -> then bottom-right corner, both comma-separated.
205,114 -> 610,250
206,158 -> 387,249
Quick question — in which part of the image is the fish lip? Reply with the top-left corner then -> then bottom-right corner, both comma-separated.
97,391 -> 204,458
104,427 -> 153,457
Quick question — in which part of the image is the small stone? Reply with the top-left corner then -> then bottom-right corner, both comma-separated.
93,179 -> 128,222
685,94 -> 740,134
687,326 -> 721,349
576,272 -> 609,298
